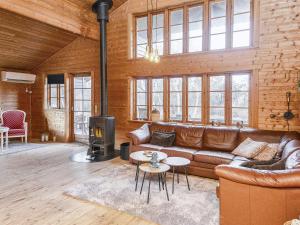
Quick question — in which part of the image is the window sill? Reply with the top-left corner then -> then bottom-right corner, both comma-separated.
128,47 -> 258,62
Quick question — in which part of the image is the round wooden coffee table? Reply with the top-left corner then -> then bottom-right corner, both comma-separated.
163,157 -> 191,194
139,163 -> 170,204
130,151 -> 168,191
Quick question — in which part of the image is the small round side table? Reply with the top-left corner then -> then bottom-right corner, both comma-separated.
163,157 -> 191,194
130,151 -> 168,191
139,163 -> 170,204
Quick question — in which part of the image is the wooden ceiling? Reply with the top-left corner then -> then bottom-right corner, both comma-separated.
66,0 -> 128,12
0,9 -> 78,71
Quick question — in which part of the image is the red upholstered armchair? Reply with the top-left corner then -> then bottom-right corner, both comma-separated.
0,110 -> 28,143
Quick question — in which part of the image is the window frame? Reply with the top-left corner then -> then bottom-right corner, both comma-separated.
48,83 -> 65,109
130,71 -> 252,126
132,0 -> 254,58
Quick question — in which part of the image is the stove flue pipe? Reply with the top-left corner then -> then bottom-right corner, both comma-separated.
92,0 -> 113,116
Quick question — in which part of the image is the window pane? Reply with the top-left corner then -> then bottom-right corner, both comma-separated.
60,85 -> 64,98
234,0 -> 251,14
152,79 -> 164,92
137,44 -> 147,57
232,92 -> 248,107
233,13 -> 250,31
137,80 -> 147,92
210,107 -> 225,122
188,77 -> 202,91
51,98 -> 57,108
170,92 -> 182,106
137,16 -> 147,30
210,33 -> 226,50
170,106 -> 182,120
83,77 -> 91,88
210,92 -> 225,107
233,30 -> 250,47
83,89 -> 91,100
137,31 -> 148,44
152,105 -> 164,120
152,93 -> 163,105
152,14 -> 164,28
211,1 -> 226,18
51,86 -> 57,98
152,42 -> 164,56
74,77 -> 83,88
232,74 -> 249,91
74,100 -> 82,111
189,92 -> 202,106
170,78 -> 182,91
211,17 -> 226,34
137,106 -> 147,119
170,25 -> 183,40
210,76 -> 225,91
189,5 -> 203,23
189,22 -> 203,37
74,89 -> 82,100
189,37 -> 202,52
152,28 -> 164,42
232,108 -> 248,124
170,9 -> 183,25
137,93 -> 147,105
83,101 -> 91,112
60,98 -> 65,109
170,40 -> 183,54
188,107 -> 201,121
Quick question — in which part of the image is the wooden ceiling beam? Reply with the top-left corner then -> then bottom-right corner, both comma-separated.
0,0 -> 99,40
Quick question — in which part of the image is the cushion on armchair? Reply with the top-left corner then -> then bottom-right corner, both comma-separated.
2,110 -> 25,129
128,124 -> 151,145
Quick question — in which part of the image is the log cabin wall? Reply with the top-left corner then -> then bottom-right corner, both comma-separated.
0,68 -> 32,136
106,0 -> 300,144
32,38 -> 99,141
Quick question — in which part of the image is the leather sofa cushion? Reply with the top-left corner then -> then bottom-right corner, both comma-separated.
285,150 -> 300,169
282,139 -> 300,159
150,122 -> 176,134
203,127 -> 240,151
175,125 -> 205,149
239,128 -> 286,143
161,146 -> 197,160
131,144 -> 164,152
194,150 -> 234,165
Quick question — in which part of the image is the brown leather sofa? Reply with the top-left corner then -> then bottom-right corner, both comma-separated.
215,147 -> 300,225
129,122 -> 300,225
128,122 -> 300,179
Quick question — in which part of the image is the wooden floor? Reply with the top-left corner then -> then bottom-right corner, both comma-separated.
0,143 -> 156,225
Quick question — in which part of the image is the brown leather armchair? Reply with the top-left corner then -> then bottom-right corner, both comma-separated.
215,150 -> 300,225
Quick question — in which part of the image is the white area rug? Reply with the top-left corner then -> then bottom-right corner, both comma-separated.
0,142 -> 46,155
65,163 -> 219,225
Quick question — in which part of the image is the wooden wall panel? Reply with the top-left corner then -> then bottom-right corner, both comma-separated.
32,38 -> 99,141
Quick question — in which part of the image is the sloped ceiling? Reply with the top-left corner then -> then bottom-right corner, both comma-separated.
0,9 -> 78,71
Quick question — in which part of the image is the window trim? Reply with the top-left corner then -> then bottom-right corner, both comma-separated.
130,71 -> 253,126
132,0 -> 254,58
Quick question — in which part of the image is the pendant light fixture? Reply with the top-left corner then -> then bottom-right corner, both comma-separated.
144,0 -> 160,63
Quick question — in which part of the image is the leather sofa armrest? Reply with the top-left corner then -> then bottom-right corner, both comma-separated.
128,123 -> 151,145
215,164 -> 300,188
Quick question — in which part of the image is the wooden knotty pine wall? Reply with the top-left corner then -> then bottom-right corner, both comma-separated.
32,0 -> 300,144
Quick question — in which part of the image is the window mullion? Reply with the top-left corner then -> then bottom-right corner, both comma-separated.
225,74 -> 232,125
202,74 -> 208,124
183,76 -> 187,122
183,5 -> 188,53
226,0 -> 233,49
148,78 -> 152,121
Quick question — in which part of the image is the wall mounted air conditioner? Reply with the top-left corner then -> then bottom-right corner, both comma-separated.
1,71 -> 36,84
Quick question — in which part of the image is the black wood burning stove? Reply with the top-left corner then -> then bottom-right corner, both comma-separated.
86,0 -> 115,161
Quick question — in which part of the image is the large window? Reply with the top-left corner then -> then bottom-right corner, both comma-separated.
131,72 -> 252,125
169,77 -> 183,120
133,0 -> 253,57
188,5 -> 204,52
152,13 -> 164,56
169,9 -> 184,54
209,1 -> 227,50
152,78 -> 164,120
136,16 -> 148,58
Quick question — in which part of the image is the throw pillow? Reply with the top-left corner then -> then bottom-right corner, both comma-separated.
150,131 -> 176,147
276,138 -> 291,159
232,137 -> 268,159
253,143 -> 279,161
